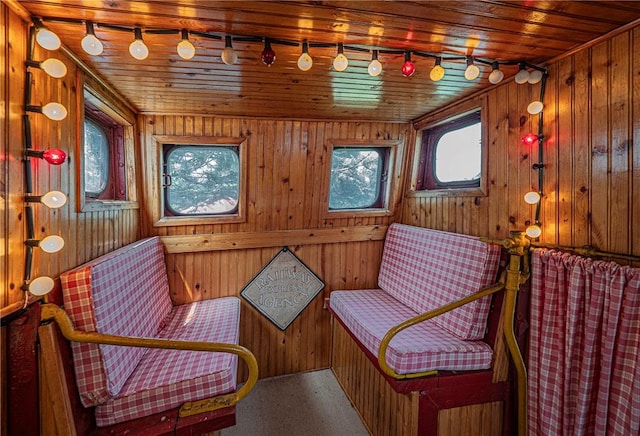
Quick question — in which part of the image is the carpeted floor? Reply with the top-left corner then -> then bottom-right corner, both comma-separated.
221,369 -> 370,436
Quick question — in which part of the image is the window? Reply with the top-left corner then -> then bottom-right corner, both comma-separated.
84,118 -> 110,196
325,140 -> 403,217
163,145 -> 240,216
413,105 -> 487,196
78,86 -> 135,211
329,148 -> 387,210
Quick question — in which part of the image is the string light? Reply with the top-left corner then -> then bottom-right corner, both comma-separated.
429,57 -> 445,82
177,29 -> 195,60
32,19 -> 548,83
26,58 -> 67,78
333,43 -> 348,72
24,276 -> 55,296
25,235 -> 65,253
524,191 -> 541,204
527,101 -> 544,115
25,191 -> 68,209
488,61 -> 504,84
81,21 -> 103,55
261,39 -> 276,66
464,56 -> 480,81
221,35 -> 238,65
368,50 -> 382,77
515,62 -> 530,84
26,148 -> 67,165
26,102 -> 68,121
297,41 -> 313,71
528,69 -> 543,84
401,52 -> 415,77
129,27 -> 149,60
526,224 -> 542,239
521,133 -> 539,146
35,27 -> 61,50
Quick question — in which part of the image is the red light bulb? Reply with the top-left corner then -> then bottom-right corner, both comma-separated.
521,133 -> 538,146
401,60 -> 415,77
261,41 -> 276,67
43,148 -> 67,165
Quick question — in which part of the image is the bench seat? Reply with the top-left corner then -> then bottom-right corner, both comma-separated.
330,289 -> 493,375
94,297 -> 239,426
59,237 -> 244,428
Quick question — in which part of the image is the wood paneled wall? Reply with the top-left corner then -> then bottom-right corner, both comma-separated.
139,115 -> 411,378
403,25 -> 640,260
1,4 -> 140,313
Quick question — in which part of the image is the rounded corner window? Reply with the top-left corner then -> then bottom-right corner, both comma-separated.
163,145 -> 240,216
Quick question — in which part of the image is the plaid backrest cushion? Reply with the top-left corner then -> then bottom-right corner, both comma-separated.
61,237 -> 173,406
378,224 -> 501,340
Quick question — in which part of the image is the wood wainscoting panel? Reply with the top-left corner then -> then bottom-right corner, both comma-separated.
332,318 -> 419,436
437,402 -> 503,436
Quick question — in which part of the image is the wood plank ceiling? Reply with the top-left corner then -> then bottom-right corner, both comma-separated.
17,1 -> 640,121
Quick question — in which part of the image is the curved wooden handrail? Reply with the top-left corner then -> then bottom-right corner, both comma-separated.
40,303 -> 259,417
377,276 -> 506,380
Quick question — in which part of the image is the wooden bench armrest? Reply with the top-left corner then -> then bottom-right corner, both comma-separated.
40,303 -> 259,417
377,274 -> 506,380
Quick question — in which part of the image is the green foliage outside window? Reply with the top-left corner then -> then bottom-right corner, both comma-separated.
329,148 -> 382,209
164,145 -> 239,215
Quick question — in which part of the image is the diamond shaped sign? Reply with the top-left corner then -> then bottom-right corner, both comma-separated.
241,247 -> 324,331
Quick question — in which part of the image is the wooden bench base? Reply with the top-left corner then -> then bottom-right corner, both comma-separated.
331,319 -> 508,436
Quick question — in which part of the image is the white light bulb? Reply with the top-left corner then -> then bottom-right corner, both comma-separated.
221,46 -> 237,65
464,64 -> 480,81
39,235 -> 65,253
333,53 -> 348,72
515,69 -> 530,84
430,64 -> 445,82
526,224 -> 542,239
488,68 -> 504,84
40,58 -> 67,78
36,28 -> 61,50
41,191 -> 67,208
367,59 -> 382,76
28,276 -> 55,296
527,100 -> 544,115
297,52 -> 313,71
129,39 -> 149,60
524,191 -> 541,204
42,102 -> 68,121
81,33 -> 104,55
177,39 -> 195,60
528,70 -> 543,84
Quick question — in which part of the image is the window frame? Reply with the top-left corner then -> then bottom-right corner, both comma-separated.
409,96 -> 488,198
152,136 -> 247,227
324,139 -> 404,218
76,82 -> 138,212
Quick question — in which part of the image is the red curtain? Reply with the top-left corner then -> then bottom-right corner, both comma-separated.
528,248 -> 640,435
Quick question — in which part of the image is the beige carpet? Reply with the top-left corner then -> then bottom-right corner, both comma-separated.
221,369 -> 370,436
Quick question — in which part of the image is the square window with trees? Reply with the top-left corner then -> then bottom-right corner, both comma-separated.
163,145 -> 240,216
326,140 -> 403,217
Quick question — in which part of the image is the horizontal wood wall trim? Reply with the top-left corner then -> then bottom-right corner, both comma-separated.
161,225 -> 388,253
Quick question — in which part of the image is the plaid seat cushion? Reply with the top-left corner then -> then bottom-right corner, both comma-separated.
379,224 -> 501,340
330,290 -> 493,374
61,237 -> 174,407
95,297 -> 240,427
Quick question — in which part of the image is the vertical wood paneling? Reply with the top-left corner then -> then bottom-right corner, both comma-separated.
139,115 -> 408,378
3,6 -> 140,313
402,23 -> 640,261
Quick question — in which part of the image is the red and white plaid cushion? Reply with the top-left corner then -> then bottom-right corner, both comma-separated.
379,224 -> 501,340
330,290 -> 493,374
60,237 -> 174,407
94,297 -> 240,427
